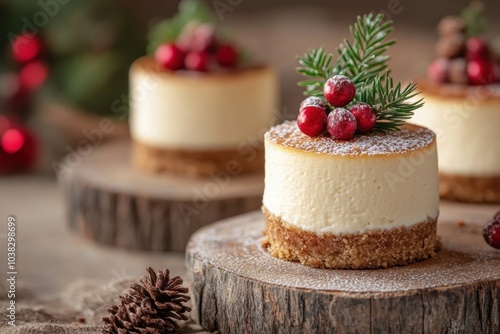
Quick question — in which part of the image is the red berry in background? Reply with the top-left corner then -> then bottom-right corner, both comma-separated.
155,43 -> 185,71
0,116 -> 37,174
19,61 -> 49,91
300,96 -> 330,111
11,34 -> 42,63
297,105 -> 327,137
467,59 -> 495,85
466,37 -> 491,61
349,103 -> 376,133
192,24 -> 217,52
215,44 -> 239,68
327,108 -> 357,140
428,58 -> 449,83
494,64 -> 500,83
483,219 -> 500,249
323,75 -> 356,107
185,51 -> 210,72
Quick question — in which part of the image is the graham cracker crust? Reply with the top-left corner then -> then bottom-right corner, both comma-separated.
440,173 -> 500,203
132,141 -> 264,177
262,207 -> 439,269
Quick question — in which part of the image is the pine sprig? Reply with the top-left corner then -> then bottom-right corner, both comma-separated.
461,1 -> 487,38
147,0 -> 216,54
297,13 -> 423,132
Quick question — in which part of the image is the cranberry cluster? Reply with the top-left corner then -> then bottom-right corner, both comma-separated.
297,75 -> 376,140
428,16 -> 500,85
154,23 -> 239,72
484,211 -> 500,249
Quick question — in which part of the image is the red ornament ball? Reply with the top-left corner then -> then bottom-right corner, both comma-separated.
297,105 -> 327,137
467,59 -> 494,85
300,96 -> 329,111
327,108 -> 357,140
428,58 -> 449,83
0,116 -> 37,174
11,34 -> 42,63
483,219 -> 500,249
215,44 -> 238,68
466,37 -> 491,61
20,61 -> 49,91
323,75 -> 356,107
349,103 -> 376,133
155,43 -> 185,71
185,51 -> 210,72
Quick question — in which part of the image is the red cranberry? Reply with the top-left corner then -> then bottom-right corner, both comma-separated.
11,34 -> 42,63
297,105 -> 327,137
428,58 -> 449,83
467,59 -> 495,85
466,38 -> 491,61
327,108 -> 357,140
185,51 -> 210,72
215,44 -> 238,68
300,96 -> 329,110
155,43 -> 185,71
483,219 -> 500,249
192,24 -> 217,52
349,103 -> 376,133
323,75 -> 356,107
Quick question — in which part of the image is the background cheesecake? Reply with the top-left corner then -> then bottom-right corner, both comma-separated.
411,4 -> 500,203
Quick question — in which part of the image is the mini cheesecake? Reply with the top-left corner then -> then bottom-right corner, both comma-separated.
130,56 -> 278,177
412,82 -> 500,203
262,121 -> 440,269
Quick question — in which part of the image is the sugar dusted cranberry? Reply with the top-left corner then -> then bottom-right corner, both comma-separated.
300,96 -> 329,110
483,219 -> 500,249
327,108 -> 357,140
155,43 -> 185,71
436,35 -> 466,59
323,75 -> 356,107
428,58 -> 449,83
437,16 -> 466,36
185,51 -> 210,72
215,44 -> 238,68
467,59 -> 495,85
349,103 -> 376,133
466,37 -> 491,61
297,105 -> 327,137
448,58 -> 468,85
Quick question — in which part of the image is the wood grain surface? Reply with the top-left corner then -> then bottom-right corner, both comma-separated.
186,203 -> 500,334
64,140 -> 264,252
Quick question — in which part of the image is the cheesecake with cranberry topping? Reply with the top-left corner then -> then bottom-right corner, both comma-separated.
262,121 -> 440,269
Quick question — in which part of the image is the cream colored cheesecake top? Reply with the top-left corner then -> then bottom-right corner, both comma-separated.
263,121 -> 439,234
265,121 -> 436,157
130,56 -> 278,150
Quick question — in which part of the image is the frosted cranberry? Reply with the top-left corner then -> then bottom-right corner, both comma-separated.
300,96 -> 329,110
215,44 -> 238,68
185,51 -> 210,72
483,219 -> 500,249
323,75 -> 356,107
428,58 -> 449,83
155,43 -> 185,71
467,59 -> 494,85
466,38 -> 491,61
297,105 -> 327,137
327,108 -> 357,140
494,211 -> 500,221
349,103 -> 376,133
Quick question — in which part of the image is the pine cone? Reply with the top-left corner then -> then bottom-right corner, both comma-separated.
102,267 -> 192,334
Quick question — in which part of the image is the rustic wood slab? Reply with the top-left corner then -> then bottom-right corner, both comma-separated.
186,202 -> 500,334
64,140 -> 264,252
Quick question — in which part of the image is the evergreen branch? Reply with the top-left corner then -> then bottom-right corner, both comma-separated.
296,13 -> 423,131
461,1 -> 487,37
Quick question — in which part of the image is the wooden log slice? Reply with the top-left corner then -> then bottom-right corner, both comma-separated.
64,140 -> 264,252
186,202 -> 500,334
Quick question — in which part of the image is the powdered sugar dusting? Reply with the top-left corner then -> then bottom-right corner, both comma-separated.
266,121 -> 435,156
187,211 -> 500,293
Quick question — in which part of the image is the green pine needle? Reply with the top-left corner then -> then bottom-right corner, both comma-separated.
297,13 -> 423,132
461,1 -> 487,38
147,0 -> 216,54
